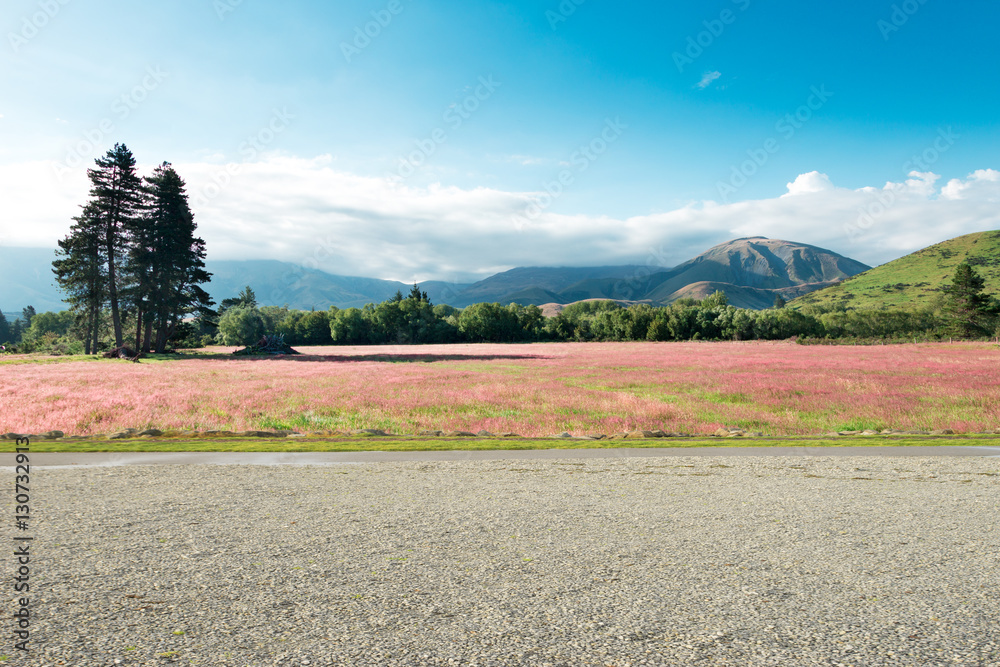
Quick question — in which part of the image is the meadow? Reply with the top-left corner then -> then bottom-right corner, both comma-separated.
2,341 -> 999,437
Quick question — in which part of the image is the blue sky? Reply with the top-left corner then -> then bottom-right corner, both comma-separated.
2,0 -> 999,282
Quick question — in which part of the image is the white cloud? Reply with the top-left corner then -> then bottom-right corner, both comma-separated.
198,152 -> 228,163
696,71 -> 722,89
0,161 -> 90,246
783,171 -> 834,196
940,168 -> 1000,200
496,154 -> 547,166
2,158 -> 1000,280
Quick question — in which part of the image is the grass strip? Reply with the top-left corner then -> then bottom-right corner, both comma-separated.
6,435 -> 1000,453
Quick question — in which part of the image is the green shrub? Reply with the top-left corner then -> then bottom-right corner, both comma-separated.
217,306 -> 267,346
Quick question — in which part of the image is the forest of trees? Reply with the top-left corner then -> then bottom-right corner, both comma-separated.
174,262 -> 999,348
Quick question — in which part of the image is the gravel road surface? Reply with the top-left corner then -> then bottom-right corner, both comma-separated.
10,456 -> 1000,666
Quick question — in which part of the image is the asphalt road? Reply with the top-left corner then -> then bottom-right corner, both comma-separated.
17,445 -> 1000,468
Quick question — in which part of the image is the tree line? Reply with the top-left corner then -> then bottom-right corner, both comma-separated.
194,262 -> 1000,348
3,248 -> 996,354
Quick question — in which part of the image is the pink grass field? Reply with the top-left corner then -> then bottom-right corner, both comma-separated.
2,341 -> 999,437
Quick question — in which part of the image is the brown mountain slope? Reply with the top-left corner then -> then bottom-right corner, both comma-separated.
665,280 -> 845,310
643,237 -> 870,303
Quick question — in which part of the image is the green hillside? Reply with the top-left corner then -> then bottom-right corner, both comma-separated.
791,231 -> 1000,311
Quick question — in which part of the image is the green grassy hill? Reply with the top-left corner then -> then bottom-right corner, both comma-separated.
791,231 -> 1000,311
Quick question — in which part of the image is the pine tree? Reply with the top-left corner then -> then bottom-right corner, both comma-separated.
218,286 -> 254,317
21,306 -> 36,329
943,262 -> 994,338
54,203 -> 107,354
88,144 -> 145,347
56,153 -> 213,354
140,162 -> 213,352
238,285 -> 257,308
124,177 -> 156,352
0,311 -> 9,345
217,286 -> 256,324
406,283 -> 431,305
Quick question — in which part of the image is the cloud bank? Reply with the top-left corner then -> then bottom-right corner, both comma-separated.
2,157 -> 999,283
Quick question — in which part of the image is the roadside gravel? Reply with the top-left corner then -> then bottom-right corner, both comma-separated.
12,456 -> 1000,666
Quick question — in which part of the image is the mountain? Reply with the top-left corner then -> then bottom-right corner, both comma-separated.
204,260 -> 432,310
530,238 -> 869,310
0,238 -> 870,314
418,281 -> 475,306
639,237 -> 870,307
790,230 -> 1000,311
0,250 -> 472,313
447,266 -> 647,307
0,247 -> 65,313
661,281 -> 846,311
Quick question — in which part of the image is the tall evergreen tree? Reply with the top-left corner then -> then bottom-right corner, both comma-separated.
139,162 -> 214,353
407,282 -> 431,304
54,203 -> 107,354
0,311 -> 9,345
124,167 -> 160,352
942,262 -> 994,338
217,286 -> 256,321
56,151 -> 213,354
88,144 -> 145,347
238,285 -> 257,308
21,306 -> 36,329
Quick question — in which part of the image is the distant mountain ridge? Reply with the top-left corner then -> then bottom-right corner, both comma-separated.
0,247 -> 64,313
0,238 -> 870,313
447,266 -> 647,308
644,237 -> 869,296
205,260 -> 418,310
636,237 -> 871,309
533,237 -> 870,310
